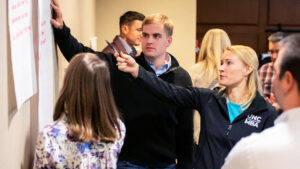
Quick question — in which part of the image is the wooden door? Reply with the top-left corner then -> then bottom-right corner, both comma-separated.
196,0 -> 300,62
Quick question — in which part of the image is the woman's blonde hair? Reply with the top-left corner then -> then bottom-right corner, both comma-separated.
191,29 -> 231,88
223,45 -> 263,109
54,53 -> 121,142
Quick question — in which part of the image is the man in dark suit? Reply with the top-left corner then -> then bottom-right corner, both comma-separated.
102,11 -> 145,57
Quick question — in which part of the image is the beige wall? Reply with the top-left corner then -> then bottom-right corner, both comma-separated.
95,0 -> 196,69
57,0 -> 96,88
0,0 -> 39,168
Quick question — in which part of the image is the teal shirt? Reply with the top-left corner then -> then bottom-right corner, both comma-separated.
227,98 -> 245,123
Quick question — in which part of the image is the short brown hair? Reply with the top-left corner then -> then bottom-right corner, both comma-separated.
143,13 -> 174,36
120,11 -> 145,30
54,53 -> 121,142
279,34 -> 300,93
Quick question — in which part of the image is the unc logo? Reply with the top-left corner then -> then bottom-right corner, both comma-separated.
244,114 -> 261,128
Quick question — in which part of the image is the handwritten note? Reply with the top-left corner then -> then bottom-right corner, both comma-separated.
8,0 -> 37,109
38,0 -> 56,129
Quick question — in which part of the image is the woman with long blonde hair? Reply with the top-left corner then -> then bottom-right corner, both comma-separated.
116,45 -> 277,169
189,28 -> 231,88
189,29 -> 231,144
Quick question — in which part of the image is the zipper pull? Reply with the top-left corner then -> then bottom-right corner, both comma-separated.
228,124 -> 232,130
226,124 -> 232,135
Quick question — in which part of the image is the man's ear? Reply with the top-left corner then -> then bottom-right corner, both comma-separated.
166,36 -> 173,47
282,71 -> 295,94
121,25 -> 129,34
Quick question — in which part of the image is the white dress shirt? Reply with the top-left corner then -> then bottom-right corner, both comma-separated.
222,107 -> 300,169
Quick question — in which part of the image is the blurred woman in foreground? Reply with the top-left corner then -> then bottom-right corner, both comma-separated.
34,53 -> 125,169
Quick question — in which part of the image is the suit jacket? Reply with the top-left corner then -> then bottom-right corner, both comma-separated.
102,35 -> 129,55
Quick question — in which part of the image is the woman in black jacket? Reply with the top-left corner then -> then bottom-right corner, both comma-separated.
116,45 -> 277,169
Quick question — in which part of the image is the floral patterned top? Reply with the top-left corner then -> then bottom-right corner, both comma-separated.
33,116 -> 125,169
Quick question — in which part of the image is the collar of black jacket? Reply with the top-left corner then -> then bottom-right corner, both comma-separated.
213,88 -> 272,121
135,52 -> 180,74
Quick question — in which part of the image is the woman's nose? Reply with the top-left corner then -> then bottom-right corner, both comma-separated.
220,64 -> 225,71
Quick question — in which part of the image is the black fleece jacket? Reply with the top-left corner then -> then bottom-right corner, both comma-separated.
135,66 -> 278,169
54,24 -> 194,168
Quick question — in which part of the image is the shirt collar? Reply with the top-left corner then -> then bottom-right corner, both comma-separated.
145,53 -> 172,76
275,107 -> 300,124
118,36 -> 134,54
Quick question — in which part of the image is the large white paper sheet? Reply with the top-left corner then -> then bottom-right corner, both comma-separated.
38,0 -> 55,129
8,0 -> 37,109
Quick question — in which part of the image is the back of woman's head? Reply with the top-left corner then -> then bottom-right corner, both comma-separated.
198,28 -> 231,63
54,53 -> 121,142
194,29 -> 231,88
226,45 -> 262,107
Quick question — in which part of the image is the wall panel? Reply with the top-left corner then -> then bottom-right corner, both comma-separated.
196,0 -> 300,62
